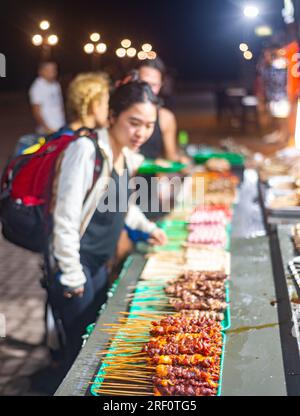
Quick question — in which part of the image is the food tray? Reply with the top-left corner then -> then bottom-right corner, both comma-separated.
264,188 -> 300,217
193,151 -> 245,167
267,175 -> 294,190
90,277 -> 229,397
90,331 -> 227,397
138,159 -> 187,174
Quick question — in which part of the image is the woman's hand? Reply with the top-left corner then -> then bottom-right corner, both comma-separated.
179,154 -> 192,165
63,286 -> 85,299
148,228 -> 168,246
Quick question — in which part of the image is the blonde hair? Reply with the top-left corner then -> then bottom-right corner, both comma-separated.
67,72 -> 110,123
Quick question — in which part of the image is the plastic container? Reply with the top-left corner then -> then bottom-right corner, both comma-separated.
138,159 -> 187,174
194,151 -> 245,167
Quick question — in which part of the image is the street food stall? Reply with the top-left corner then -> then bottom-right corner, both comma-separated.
55,150 -> 300,396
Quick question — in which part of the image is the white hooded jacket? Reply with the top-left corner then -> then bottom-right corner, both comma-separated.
52,128 -> 157,288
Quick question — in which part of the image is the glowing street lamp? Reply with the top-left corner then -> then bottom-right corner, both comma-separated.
116,39 -> 137,58
31,21 -> 58,60
39,20 -> 50,31
84,33 -> 107,68
32,34 -> 43,46
244,50 -> 253,60
47,34 -> 59,46
147,51 -> 157,60
243,5 -> 259,18
126,47 -> 137,58
239,43 -> 249,52
121,39 -> 131,49
142,43 -> 152,53
90,33 -> 101,42
83,43 -> 95,54
255,25 -> 272,37
116,47 -> 126,58
96,42 -> 107,54
138,51 -> 148,60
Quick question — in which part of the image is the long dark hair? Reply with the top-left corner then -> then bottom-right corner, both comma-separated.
109,80 -> 162,117
137,57 -> 166,78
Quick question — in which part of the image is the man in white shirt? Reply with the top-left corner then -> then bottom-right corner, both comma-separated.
29,61 -> 66,134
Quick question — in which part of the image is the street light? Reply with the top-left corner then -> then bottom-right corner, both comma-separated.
243,5 -> 259,18
84,43 -> 95,54
138,51 -> 148,60
90,33 -> 101,42
147,51 -> 157,60
32,34 -> 43,46
142,43 -> 152,53
255,25 -> 273,37
126,47 -> 137,58
39,20 -> 50,31
96,42 -> 107,54
47,34 -> 59,46
116,40 -> 137,59
83,33 -> 108,69
31,21 -> 58,60
244,50 -> 253,60
121,39 -> 131,49
116,47 -> 126,58
239,43 -> 249,52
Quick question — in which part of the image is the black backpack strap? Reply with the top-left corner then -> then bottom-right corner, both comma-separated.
86,133 -> 104,203
72,128 -> 104,204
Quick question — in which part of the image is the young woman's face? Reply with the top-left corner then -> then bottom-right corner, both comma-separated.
110,102 -> 157,151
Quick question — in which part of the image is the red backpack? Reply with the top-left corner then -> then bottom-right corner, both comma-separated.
0,128 -> 103,253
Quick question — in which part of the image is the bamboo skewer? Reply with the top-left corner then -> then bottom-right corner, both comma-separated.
118,311 -> 170,319
97,382 -> 151,388
95,390 -> 153,396
100,371 -> 152,378
96,351 -> 143,356
100,373 -> 152,380
102,363 -> 154,370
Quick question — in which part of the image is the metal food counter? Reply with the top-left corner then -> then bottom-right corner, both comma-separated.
56,170 -> 300,396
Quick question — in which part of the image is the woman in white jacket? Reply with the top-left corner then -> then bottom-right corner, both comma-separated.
50,74 -> 167,368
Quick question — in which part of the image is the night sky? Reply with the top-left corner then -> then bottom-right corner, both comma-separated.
0,0 -> 293,91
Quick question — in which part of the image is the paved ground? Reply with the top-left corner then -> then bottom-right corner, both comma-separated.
0,90 -> 283,396
0,93 -> 58,395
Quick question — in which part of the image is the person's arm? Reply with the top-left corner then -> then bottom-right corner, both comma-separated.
31,104 -> 54,134
159,107 -> 191,165
159,107 -> 178,161
53,138 -> 95,290
29,81 -> 53,134
125,204 -> 167,246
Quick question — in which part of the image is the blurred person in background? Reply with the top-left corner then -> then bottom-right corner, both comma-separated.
29,61 -> 66,135
137,58 -> 188,163
258,46 -> 291,145
281,39 -> 300,145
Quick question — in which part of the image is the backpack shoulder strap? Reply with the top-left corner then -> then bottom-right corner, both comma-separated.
86,132 -> 104,201
72,128 -> 104,204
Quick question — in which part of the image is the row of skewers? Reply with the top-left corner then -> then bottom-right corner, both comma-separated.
187,206 -> 231,248
93,312 -> 223,396
141,177 -> 234,395
143,314 -> 223,396
93,172 -> 238,396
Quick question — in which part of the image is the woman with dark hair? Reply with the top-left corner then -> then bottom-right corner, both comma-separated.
137,58 -> 185,162
50,79 -> 167,369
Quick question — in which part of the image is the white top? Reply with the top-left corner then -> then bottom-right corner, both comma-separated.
52,128 -> 157,288
29,77 -> 66,133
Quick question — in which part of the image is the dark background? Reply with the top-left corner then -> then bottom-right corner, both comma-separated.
0,0 -> 297,91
